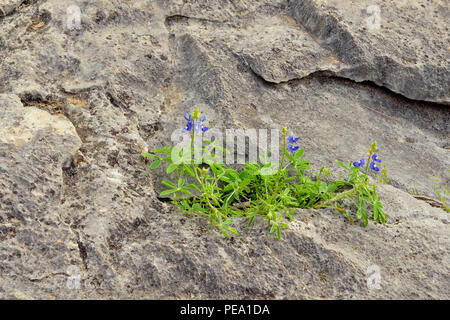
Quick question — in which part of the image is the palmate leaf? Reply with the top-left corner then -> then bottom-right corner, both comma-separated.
357,199 -> 368,227
373,200 -> 386,224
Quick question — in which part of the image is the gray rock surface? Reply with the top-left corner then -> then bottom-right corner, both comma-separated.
0,0 -> 22,16
0,0 -> 448,299
289,0 -> 450,104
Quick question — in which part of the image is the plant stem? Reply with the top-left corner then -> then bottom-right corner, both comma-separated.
279,131 -> 287,172
313,188 -> 357,209
365,151 -> 373,175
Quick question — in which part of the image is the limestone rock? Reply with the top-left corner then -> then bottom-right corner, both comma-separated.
0,0 -> 448,299
0,0 -> 22,16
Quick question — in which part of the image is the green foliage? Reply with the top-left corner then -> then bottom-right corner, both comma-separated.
431,171 -> 449,212
142,130 -> 387,239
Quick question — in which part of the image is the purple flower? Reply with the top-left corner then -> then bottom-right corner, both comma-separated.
288,144 -> 299,153
370,161 -> 380,172
288,135 -> 299,144
182,113 -> 208,133
353,158 -> 365,167
287,135 -> 300,153
372,153 -> 382,163
194,120 -> 208,133
182,120 -> 193,133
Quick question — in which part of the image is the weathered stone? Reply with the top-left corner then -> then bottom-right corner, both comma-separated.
0,0 -> 448,299
0,94 -> 83,298
0,0 -> 22,16
289,0 -> 450,104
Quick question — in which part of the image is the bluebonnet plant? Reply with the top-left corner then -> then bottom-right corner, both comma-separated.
143,116 -> 387,240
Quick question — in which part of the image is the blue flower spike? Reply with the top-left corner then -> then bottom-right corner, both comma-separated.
193,120 -> 208,133
353,158 -> 365,167
287,135 -> 300,153
182,111 -> 208,133
182,115 -> 193,132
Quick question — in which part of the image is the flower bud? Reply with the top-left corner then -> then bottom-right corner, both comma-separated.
369,141 -> 377,154
200,167 -> 209,176
193,108 -> 200,120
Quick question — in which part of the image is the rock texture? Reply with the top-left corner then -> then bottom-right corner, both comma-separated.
0,0 -> 449,299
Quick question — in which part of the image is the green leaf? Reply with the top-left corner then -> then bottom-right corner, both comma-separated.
159,189 -> 176,196
223,219 -> 234,225
279,223 -> 289,229
210,163 -> 224,175
337,160 -> 349,170
161,180 -> 176,188
178,178 -> 185,187
183,164 -> 195,177
150,159 -> 161,169
183,184 -> 201,192
270,223 -> 276,233
167,163 -> 179,174
223,225 -> 238,235
294,149 -> 305,160
363,215 -> 368,227
248,215 -> 256,227
238,179 -> 251,188
357,206 -> 367,220
319,182 -> 328,193
276,226 -> 281,240
220,176 -> 232,183
373,207 -> 379,221
141,152 -> 158,159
